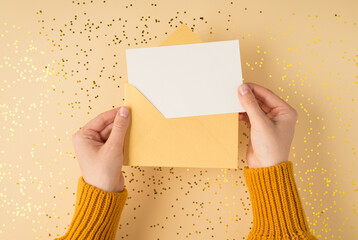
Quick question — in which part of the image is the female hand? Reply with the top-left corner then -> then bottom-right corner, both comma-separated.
72,106 -> 130,192
237,83 -> 298,168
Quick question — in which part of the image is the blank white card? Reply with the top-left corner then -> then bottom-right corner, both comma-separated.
126,40 -> 244,118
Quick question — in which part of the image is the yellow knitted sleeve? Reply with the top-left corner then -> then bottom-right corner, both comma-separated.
54,176 -> 128,240
244,161 -> 317,240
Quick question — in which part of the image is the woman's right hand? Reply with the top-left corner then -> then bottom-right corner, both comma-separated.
237,83 -> 298,169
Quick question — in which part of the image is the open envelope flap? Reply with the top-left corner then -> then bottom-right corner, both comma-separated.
124,82 -> 238,168
124,24 -> 239,168
159,25 -> 202,46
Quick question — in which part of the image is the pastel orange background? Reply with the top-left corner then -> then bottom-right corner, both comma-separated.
0,0 -> 357,239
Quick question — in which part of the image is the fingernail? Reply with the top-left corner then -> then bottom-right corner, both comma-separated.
119,106 -> 129,118
239,84 -> 249,96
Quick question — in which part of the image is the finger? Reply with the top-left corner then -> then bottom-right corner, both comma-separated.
238,83 -> 267,125
239,112 -> 251,128
257,98 -> 272,114
106,106 -> 131,149
82,107 -> 119,133
245,83 -> 291,110
239,112 -> 249,122
99,122 -> 114,142
246,83 -> 298,124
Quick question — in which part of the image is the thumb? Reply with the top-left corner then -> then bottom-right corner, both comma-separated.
238,84 -> 266,125
107,106 -> 130,148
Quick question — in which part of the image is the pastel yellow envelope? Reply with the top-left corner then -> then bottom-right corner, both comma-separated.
123,24 -> 239,169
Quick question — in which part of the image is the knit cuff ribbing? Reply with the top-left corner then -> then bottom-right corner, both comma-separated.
244,161 -> 317,240
55,176 -> 128,240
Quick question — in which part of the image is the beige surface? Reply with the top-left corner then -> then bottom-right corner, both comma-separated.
0,0 -> 357,239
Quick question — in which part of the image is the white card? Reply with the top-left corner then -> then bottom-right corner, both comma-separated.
126,40 -> 244,118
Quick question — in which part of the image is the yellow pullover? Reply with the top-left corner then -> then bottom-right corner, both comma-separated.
55,161 -> 317,239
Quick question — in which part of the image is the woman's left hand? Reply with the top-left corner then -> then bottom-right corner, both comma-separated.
72,107 -> 130,192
